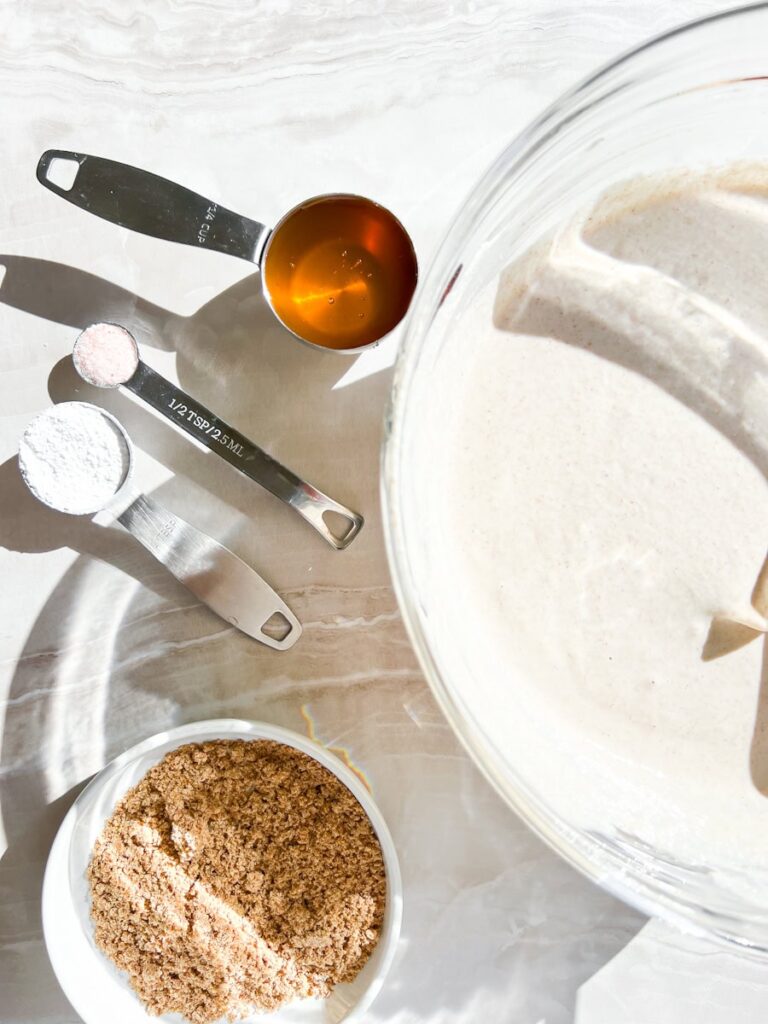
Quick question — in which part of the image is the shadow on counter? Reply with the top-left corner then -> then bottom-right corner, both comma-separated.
0,252 -> 391,1022
0,254 -> 645,1024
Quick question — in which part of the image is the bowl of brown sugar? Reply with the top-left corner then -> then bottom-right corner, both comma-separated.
42,720 -> 402,1024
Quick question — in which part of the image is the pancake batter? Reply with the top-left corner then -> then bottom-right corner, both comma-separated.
425,165 -> 768,876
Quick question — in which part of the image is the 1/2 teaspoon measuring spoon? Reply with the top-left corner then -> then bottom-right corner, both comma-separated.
18,402 -> 301,650
72,322 -> 363,550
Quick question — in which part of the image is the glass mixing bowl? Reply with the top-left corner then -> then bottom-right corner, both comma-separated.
383,4 -> 768,950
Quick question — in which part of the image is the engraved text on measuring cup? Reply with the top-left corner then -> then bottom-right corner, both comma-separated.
167,397 -> 245,457
197,203 -> 218,244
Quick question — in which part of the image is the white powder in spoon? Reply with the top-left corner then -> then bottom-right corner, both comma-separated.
19,403 -> 131,514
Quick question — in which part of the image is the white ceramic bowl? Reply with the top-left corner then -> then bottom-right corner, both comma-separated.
42,719 -> 402,1024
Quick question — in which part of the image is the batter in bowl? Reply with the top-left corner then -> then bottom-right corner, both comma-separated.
426,165 -> 768,875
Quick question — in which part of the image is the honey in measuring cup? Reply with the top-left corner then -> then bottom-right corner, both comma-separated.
263,196 -> 418,351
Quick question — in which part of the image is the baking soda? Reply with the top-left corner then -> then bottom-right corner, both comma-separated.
19,403 -> 130,514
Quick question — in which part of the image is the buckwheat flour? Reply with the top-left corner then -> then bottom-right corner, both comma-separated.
87,740 -> 386,1023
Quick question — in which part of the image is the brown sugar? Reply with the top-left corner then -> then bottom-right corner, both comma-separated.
87,739 -> 387,1023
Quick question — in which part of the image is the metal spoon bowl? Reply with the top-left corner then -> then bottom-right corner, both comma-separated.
19,401 -> 134,515
18,402 -> 300,650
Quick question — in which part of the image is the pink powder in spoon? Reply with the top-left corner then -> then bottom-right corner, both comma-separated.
74,322 -> 139,388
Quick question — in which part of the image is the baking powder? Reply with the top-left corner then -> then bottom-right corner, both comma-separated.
18,403 -> 130,514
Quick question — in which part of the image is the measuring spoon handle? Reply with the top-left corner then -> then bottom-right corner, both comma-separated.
118,492 -> 300,650
126,361 -> 364,550
37,150 -> 270,265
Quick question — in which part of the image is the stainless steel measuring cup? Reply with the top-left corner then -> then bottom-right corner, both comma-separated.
18,402 -> 301,650
36,150 -> 418,353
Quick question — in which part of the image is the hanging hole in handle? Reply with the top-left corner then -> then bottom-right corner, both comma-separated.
43,155 -> 80,192
322,509 -> 361,548
261,611 -> 293,643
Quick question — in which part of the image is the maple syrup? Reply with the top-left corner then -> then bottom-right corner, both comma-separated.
263,195 -> 417,350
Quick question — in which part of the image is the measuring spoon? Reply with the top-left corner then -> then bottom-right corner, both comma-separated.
18,402 -> 301,650
72,322 -> 363,550
37,149 -> 418,353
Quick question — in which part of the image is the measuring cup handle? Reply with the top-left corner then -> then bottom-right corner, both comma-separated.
37,150 -> 270,265
289,485 -> 365,550
117,493 -> 301,650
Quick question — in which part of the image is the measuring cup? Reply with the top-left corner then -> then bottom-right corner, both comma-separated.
18,402 -> 301,650
37,150 -> 419,353
72,322 -> 364,550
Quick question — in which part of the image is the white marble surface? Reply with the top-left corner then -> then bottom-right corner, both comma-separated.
0,2 -> 757,1022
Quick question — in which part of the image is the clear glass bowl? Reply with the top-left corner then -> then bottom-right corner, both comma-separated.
383,4 -> 768,951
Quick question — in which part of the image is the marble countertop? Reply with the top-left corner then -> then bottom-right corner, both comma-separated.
1,2 -> 764,1022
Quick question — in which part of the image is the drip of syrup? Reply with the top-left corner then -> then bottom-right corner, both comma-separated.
263,196 -> 417,350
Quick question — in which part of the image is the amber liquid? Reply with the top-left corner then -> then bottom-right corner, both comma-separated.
263,196 -> 418,350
